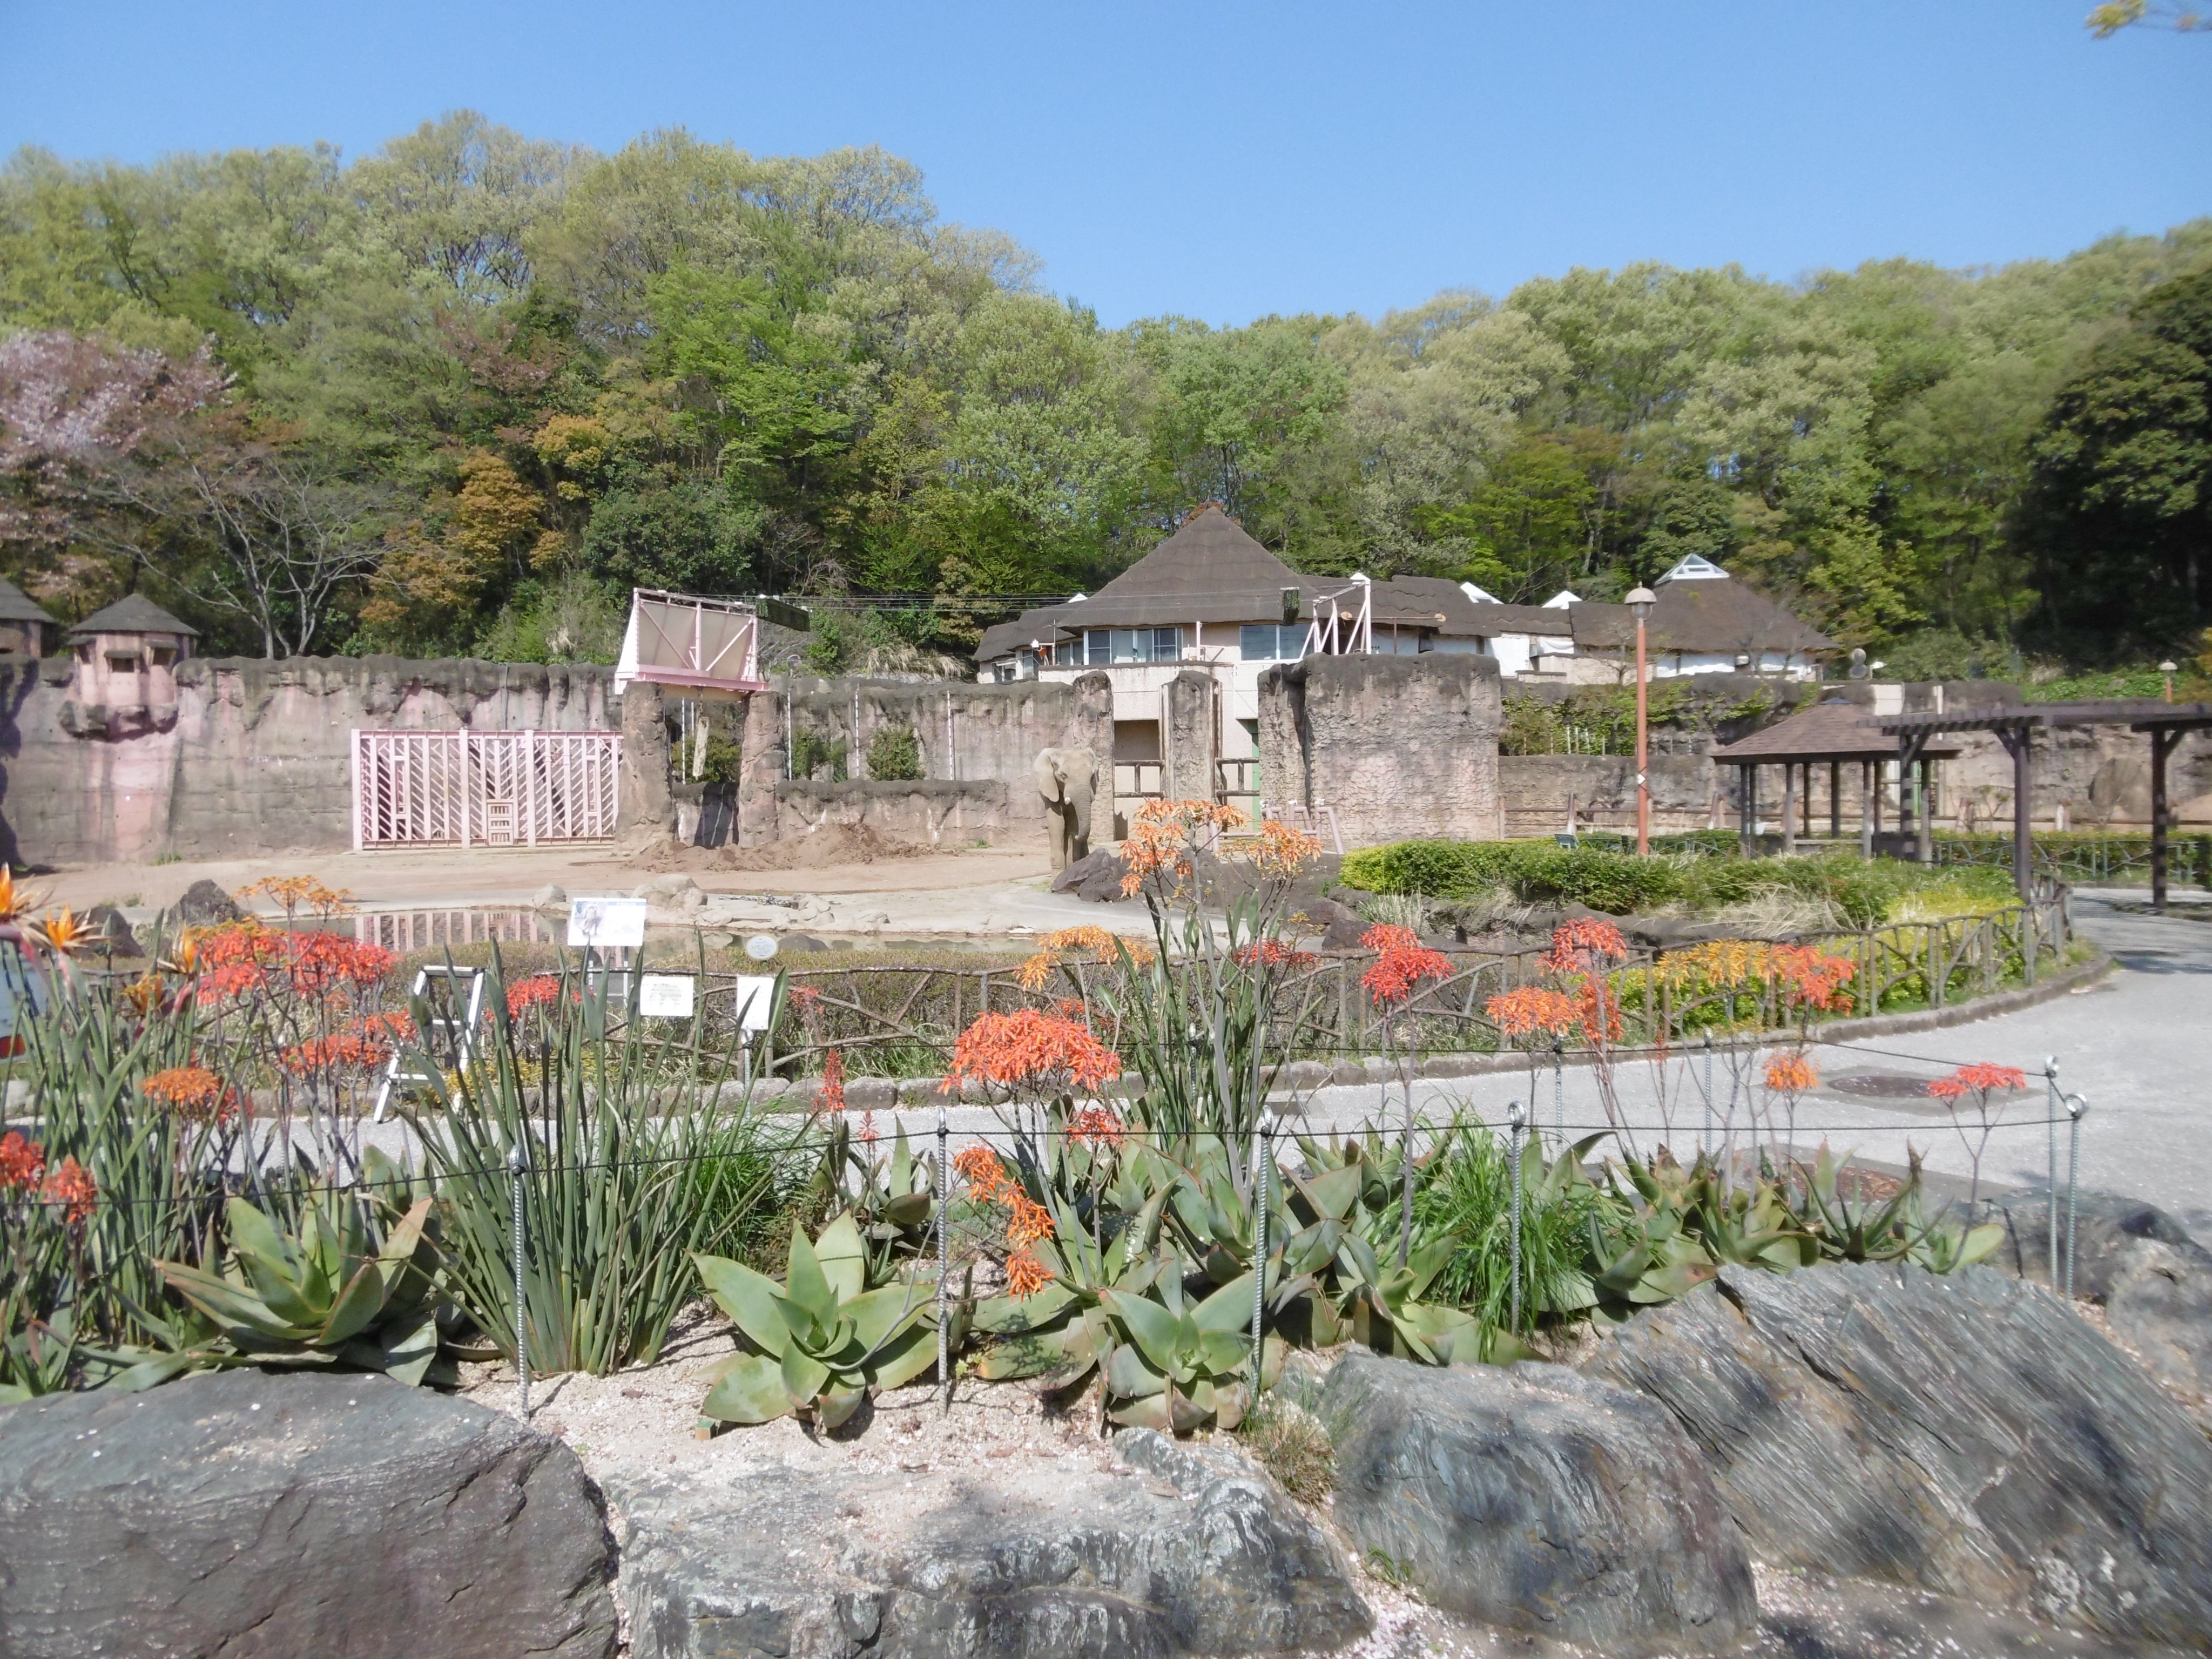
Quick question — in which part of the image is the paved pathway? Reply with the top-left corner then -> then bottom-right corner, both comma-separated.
1287,891 -> 2212,1236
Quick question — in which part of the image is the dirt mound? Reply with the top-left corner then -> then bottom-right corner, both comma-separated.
631,823 -> 929,874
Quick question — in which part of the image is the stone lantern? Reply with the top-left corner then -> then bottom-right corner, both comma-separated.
64,594 -> 198,738
0,577 -> 58,658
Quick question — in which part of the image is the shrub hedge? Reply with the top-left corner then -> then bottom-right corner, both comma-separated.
1338,839 -> 2012,927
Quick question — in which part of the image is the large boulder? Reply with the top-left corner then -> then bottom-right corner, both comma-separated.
607,1428 -> 1368,1659
1049,846 -> 1135,903
1589,1262 -> 2212,1653
173,877 -> 246,927
1317,1352 -> 1755,1655
1988,1188 -> 2212,1424
0,1368 -> 618,1659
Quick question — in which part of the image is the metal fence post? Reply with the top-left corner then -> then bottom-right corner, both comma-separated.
1251,1120 -> 1269,1401
507,1142 -> 529,1418
1552,1036 -> 1565,1153
1702,1033 -> 1714,1162
1506,1101 -> 1526,1336
2064,1094 -> 2089,1300
936,1103 -> 951,1412
2044,1058 -> 2060,1290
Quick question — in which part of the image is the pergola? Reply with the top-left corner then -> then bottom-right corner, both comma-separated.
1876,700 -> 2212,908
1712,699 -> 1957,860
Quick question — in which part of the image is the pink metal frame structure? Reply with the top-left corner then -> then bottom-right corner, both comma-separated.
349,729 -> 622,849
616,588 -> 768,699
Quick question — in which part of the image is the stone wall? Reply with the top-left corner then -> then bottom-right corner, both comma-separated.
1501,754 -> 1719,837
734,673 -> 1115,853
0,655 -> 616,867
1258,654 -> 1503,847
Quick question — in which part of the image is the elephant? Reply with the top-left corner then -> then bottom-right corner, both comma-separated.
1033,746 -> 1099,871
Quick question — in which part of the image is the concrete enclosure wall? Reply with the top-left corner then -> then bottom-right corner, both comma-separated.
0,655 -> 615,867
735,673 -> 1115,852
1258,654 -> 1503,847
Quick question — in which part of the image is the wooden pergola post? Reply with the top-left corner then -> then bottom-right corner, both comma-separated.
1739,763 -> 1757,857
1991,723 -> 2033,900
1781,762 -> 1797,854
1917,754 -> 1934,866
2150,724 -> 2181,913
1827,759 -> 1840,840
1859,760 -> 1873,857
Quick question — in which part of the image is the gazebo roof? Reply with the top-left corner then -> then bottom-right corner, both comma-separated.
1712,698 -> 1959,764
68,594 -> 199,638
0,577 -> 58,627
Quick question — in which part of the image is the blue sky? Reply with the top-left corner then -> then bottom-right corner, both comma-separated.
2,1 -> 2206,327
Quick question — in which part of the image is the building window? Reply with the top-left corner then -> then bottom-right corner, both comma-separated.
1085,628 -> 1181,665
106,653 -> 142,673
1239,624 -> 1307,662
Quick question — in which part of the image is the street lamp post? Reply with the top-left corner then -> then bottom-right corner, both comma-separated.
1626,585 -> 1657,855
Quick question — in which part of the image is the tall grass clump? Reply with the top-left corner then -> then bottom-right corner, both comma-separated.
1415,1122 -> 1603,1331
410,956 -> 798,1376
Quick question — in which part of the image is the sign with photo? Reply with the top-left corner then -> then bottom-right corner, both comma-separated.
566,896 -> 648,949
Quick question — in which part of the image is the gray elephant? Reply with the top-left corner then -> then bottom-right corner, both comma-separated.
1033,746 -> 1099,871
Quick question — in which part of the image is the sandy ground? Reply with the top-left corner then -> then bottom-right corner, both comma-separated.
37,840 -> 1163,942
44,842 -> 1057,911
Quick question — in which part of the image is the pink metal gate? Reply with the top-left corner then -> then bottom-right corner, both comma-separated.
349,730 -> 623,849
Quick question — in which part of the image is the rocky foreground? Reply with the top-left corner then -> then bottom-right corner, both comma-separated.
4,1193 -> 2210,1659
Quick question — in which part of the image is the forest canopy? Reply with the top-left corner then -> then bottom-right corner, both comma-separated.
2,112 -> 2208,671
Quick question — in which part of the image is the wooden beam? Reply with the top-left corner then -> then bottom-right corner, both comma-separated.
1781,761 -> 1797,854
1859,759 -> 1873,858
1829,759 -> 1841,840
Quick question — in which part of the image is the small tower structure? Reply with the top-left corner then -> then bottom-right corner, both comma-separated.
65,594 -> 198,736
0,577 -> 59,657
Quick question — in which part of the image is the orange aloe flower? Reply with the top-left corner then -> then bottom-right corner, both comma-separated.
953,1143 -> 1012,1203
1927,1062 -> 2027,1101
947,1009 -> 1121,1092
1764,1053 -> 1819,1093
0,1129 -> 45,1195
1486,985 -> 1582,1039
1004,1248 -> 1053,1300
39,1156 -> 96,1224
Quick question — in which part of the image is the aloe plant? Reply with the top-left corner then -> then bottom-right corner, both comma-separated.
1786,1145 -> 2004,1270
970,1186 -> 1170,1396
1100,1269 -> 1277,1432
151,1193 -> 451,1384
693,1213 -> 944,1429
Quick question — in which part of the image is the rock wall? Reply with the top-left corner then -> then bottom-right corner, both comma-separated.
1501,754 -> 1719,836
1161,669 -> 1218,802
1258,654 -> 1503,847
0,651 -> 1124,867
0,655 -> 616,867
737,673 -> 1114,852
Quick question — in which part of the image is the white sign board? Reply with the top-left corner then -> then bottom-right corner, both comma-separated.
730,974 -> 778,1034
567,896 -> 648,949
638,973 -> 697,1019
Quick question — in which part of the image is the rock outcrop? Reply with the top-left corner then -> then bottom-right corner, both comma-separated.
0,1368 -> 618,1659
1990,1187 -> 2212,1424
1318,1352 -> 1755,1655
1588,1262 -> 2212,1654
607,1428 -> 1369,1659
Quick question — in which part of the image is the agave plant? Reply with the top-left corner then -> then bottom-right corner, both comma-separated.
1786,1145 -> 2004,1270
1100,1268 -> 1276,1432
150,1193 -> 451,1384
969,1188 -> 1169,1397
693,1213 -> 944,1429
